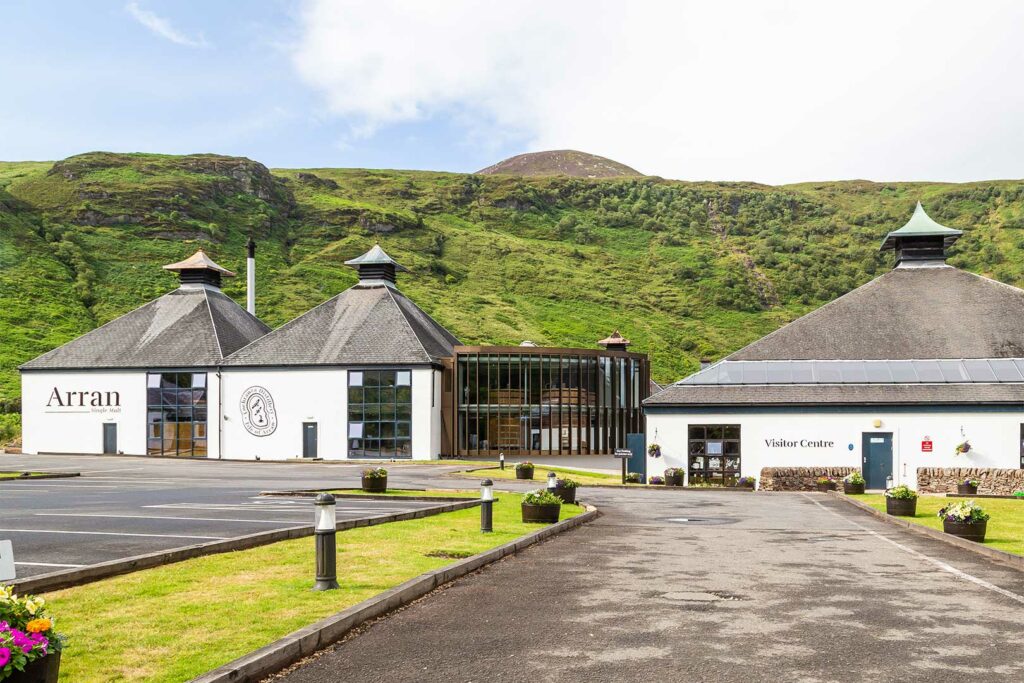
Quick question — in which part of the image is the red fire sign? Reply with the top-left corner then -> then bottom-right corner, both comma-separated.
922,440 -> 933,453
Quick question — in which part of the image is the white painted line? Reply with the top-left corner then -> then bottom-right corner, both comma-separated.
34,513 -> 307,525
803,495 -> 1024,606
14,561 -> 86,568
0,528 -> 227,540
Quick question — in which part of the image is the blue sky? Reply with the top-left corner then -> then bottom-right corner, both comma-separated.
4,1 -> 1024,183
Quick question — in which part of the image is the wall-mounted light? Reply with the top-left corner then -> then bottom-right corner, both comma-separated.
872,419 -> 882,428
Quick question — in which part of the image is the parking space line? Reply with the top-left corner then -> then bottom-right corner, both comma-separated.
0,528 -> 227,540
14,561 -> 86,568
803,495 -> 1024,605
34,513 -> 307,525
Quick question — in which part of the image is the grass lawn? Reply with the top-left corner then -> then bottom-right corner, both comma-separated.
328,488 -> 477,498
453,464 -> 621,486
0,471 -> 46,479
45,497 -> 584,682
855,494 -> 1024,557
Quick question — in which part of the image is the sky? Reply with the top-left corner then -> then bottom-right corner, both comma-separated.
2,0 -> 1024,184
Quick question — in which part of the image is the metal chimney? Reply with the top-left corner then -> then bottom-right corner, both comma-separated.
246,238 -> 256,316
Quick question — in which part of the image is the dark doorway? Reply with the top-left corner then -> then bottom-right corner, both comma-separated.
103,423 -> 117,454
303,422 -> 318,459
862,432 -> 893,489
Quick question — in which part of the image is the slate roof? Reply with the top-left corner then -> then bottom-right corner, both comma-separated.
728,266 -> 1024,361
21,287 -> 270,370
224,284 -> 460,366
644,383 -> 1024,407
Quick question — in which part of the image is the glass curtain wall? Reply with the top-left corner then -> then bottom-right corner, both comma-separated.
348,369 -> 413,458
453,349 -> 648,457
146,372 -> 207,457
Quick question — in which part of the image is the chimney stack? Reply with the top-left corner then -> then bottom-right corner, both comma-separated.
246,238 -> 256,315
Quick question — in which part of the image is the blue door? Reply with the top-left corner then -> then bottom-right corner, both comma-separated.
862,432 -> 893,489
626,433 -> 646,482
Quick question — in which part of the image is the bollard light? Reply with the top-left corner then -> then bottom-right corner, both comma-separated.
499,451 -> 505,470
313,493 -> 339,591
547,471 -> 558,491
480,479 -> 494,532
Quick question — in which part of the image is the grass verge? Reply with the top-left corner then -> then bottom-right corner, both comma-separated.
45,496 -> 583,682
454,464 -> 620,486
0,471 -> 47,479
855,494 -> 1024,557
328,488 -> 478,498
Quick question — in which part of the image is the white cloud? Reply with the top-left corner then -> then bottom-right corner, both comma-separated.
126,2 -> 208,48
291,0 -> 1024,183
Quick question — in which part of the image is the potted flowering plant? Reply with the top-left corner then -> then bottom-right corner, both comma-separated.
937,500 -> 989,542
957,478 -> 979,495
0,585 -> 63,683
843,471 -> 866,495
648,475 -> 665,485
515,461 -> 535,480
360,467 -> 388,493
885,484 -> 918,516
521,489 -> 562,523
736,476 -> 756,490
815,475 -> 837,492
624,472 -> 642,484
954,440 -> 971,456
551,477 -> 578,504
647,443 -> 662,459
663,468 -> 683,486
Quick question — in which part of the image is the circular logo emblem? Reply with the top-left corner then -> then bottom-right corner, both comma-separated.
239,386 -> 277,437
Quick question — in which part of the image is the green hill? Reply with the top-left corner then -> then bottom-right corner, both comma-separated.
3,151 -> 1024,441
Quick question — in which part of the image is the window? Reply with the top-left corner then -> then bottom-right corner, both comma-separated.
348,369 -> 412,458
688,424 -> 741,485
146,372 -> 207,457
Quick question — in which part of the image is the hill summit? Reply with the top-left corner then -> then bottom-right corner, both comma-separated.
476,149 -> 641,178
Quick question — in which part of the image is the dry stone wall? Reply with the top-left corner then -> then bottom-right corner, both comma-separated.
917,467 -> 1024,495
759,467 -> 858,491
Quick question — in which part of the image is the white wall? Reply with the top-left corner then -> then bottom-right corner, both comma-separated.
21,370 -> 148,455
646,409 -> 1024,487
220,366 -> 441,461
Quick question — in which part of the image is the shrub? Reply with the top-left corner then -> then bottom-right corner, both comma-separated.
515,461 -> 534,471
885,484 -> 918,500
362,467 -> 387,479
844,472 -> 865,485
522,489 -> 562,506
625,472 -> 642,483
938,500 -> 990,524
556,477 -> 579,489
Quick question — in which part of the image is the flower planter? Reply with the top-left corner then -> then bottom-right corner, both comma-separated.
361,475 -> 387,493
816,482 -> 836,492
664,472 -> 683,486
843,482 -> 865,495
9,651 -> 61,683
515,467 -> 535,480
521,502 -> 561,523
957,484 -> 979,495
552,485 -> 576,504
943,518 -> 987,542
886,497 -> 917,516
736,480 -> 755,490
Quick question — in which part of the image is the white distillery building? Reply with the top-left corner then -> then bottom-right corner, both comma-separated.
645,203 -> 1024,489
21,242 -> 649,463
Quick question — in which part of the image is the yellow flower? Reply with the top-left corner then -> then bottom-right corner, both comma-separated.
24,598 -> 38,615
26,618 -> 51,633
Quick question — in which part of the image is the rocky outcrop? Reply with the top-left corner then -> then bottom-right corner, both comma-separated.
917,467 -> 1024,495
759,466 -> 858,491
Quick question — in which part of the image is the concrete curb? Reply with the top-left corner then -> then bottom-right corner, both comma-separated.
828,491 -> 1024,573
189,503 -> 600,683
585,484 -> 756,492
0,472 -> 80,481
12,500 -> 481,594
260,489 -> 477,503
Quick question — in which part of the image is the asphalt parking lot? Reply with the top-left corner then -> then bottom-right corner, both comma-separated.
0,454 -> 475,578
279,488 -> 1024,683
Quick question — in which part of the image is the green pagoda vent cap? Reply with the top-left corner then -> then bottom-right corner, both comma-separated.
344,244 -> 409,271
880,201 -> 963,251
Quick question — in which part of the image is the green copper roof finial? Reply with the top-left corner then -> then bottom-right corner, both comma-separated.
880,201 -> 962,251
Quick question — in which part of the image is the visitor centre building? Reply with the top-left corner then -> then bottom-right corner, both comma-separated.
645,204 -> 1024,489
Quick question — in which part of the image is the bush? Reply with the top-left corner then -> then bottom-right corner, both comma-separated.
885,484 -> 917,500
362,467 -> 387,479
522,489 -> 562,506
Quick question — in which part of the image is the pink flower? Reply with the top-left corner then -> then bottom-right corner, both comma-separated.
0,646 -> 10,667
11,630 -> 32,651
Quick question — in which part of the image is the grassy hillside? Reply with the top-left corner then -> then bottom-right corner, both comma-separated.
4,151 -> 1024,440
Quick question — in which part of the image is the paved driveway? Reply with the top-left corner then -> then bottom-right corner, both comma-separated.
0,454 -> 475,578
277,488 -> 1024,683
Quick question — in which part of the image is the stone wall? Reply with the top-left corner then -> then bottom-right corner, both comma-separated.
917,467 -> 1024,495
759,467 -> 858,491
